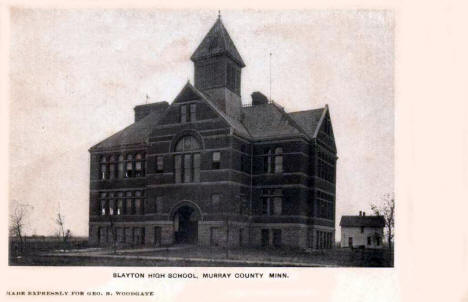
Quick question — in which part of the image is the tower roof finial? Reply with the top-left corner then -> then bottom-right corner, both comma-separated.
218,10 -> 221,19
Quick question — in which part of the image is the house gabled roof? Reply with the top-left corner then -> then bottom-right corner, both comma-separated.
289,107 -> 325,139
89,104 -> 168,151
190,17 -> 245,67
340,216 -> 386,228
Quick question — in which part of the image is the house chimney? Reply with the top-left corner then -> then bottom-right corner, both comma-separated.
251,91 -> 269,105
363,212 -> 366,216
359,211 -> 362,216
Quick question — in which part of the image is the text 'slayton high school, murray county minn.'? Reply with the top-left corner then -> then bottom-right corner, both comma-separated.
88,15 -> 337,250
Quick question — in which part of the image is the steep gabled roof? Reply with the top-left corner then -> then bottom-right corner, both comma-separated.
89,106 -> 167,151
191,17 -> 245,67
289,108 -> 325,139
241,103 -> 307,140
340,216 -> 386,228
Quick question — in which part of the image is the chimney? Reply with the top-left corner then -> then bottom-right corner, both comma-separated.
359,211 -> 362,216
363,212 -> 366,216
251,91 -> 269,106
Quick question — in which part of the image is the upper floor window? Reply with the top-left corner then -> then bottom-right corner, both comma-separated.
190,104 -> 197,122
264,147 -> 283,173
100,156 -> 107,180
126,154 -> 133,178
117,155 -> 125,178
135,153 -> 144,177
180,104 -> 197,123
212,151 -> 221,169
274,147 -> 283,173
174,135 -> 201,183
261,189 -> 282,215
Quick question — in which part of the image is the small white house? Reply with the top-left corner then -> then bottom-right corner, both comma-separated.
340,212 -> 385,249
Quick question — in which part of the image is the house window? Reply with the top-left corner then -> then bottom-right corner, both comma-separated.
274,147 -> 283,173
126,191 -> 133,215
174,135 -> 201,183
367,236 -> 371,245
180,105 -> 187,123
190,104 -> 197,122
100,156 -> 107,180
261,189 -> 282,215
361,226 -> 364,233
212,151 -> 221,169
109,155 -> 116,179
135,153 -> 144,177
109,198 -> 115,215
117,155 -> 125,178
376,236 -> 381,246
156,156 -> 164,173
126,154 -> 133,178
264,147 -> 283,173
273,229 -> 282,247
117,192 -> 123,215
212,194 -> 221,210
100,199 -> 107,216
264,149 -> 272,173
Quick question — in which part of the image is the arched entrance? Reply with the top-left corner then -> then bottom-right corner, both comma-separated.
173,205 -> 199,244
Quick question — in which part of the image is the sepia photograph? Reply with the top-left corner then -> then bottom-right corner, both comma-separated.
8,9 -> 394,267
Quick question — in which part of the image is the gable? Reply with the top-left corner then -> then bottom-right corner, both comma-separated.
150,82 -> 250,138
315,108 -> 337,152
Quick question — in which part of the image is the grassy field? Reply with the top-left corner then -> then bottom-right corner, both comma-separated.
9,238 -> 393,267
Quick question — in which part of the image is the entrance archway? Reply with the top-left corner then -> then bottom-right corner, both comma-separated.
173,205 -> 199,244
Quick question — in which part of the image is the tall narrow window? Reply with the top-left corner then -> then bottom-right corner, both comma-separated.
109,198 -> 115,216
126,154 -> 133,178
190,104 -> 197,122
175,155 -> 182,183
274,147 -> 283,173
109,155 -> 116,179
193,153 -> 200,182
264,149 -> 272,173
212,151 -> 221,169
117,192 -> 123,215
117,155 -> 125,178
126,191 -> 133,215
272,197 -> 282,215
100,199 -> 107,216
100,156 -> 107,180
135,153 -> 143,177
180,105 -> 187,123
156,156 -> 164,173
99,192 -> 107,215
184,154 -> 192,183
135,192 -> 142,215
173,135 -> 201,183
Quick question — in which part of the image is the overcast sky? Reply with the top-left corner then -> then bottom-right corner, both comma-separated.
9,9 -> 393,238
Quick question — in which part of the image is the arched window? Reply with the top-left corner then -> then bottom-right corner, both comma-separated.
174,135 -> 201,183
100,156 -> 108,180
274,147 -> 283,173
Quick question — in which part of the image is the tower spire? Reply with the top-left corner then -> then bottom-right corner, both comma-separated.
218,10 -> 221,19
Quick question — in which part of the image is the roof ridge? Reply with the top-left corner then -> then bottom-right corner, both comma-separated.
270,101 -> 311,140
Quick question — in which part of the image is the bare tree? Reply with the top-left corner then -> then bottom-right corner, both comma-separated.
55,211 -> 71,244
371,193 -> 395,249
9,201 -> 32,254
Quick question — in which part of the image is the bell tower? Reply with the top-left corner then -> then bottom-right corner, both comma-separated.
191,16 -> 245,119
